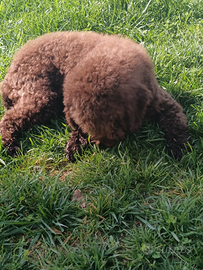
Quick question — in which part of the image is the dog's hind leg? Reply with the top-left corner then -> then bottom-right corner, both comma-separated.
146,88 -> 190,160
0,92 -> 62,156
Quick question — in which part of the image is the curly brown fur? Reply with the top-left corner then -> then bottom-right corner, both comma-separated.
0,31 -> 190,161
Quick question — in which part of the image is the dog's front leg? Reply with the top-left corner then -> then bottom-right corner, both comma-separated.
65,129 -> 89,162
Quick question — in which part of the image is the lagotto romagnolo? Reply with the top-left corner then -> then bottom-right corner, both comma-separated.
0,31 -> 190,161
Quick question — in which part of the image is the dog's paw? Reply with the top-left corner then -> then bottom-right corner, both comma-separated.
6,145 -> 19,157
65,147 -> 77,162
169,139 -> 191,161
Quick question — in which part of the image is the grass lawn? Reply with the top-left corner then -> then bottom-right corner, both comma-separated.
0,0 -> 203,269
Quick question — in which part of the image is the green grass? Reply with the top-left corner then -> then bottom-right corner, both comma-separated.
0,0 -> 203,269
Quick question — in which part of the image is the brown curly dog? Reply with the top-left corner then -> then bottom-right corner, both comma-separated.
0,31 -> 190,162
